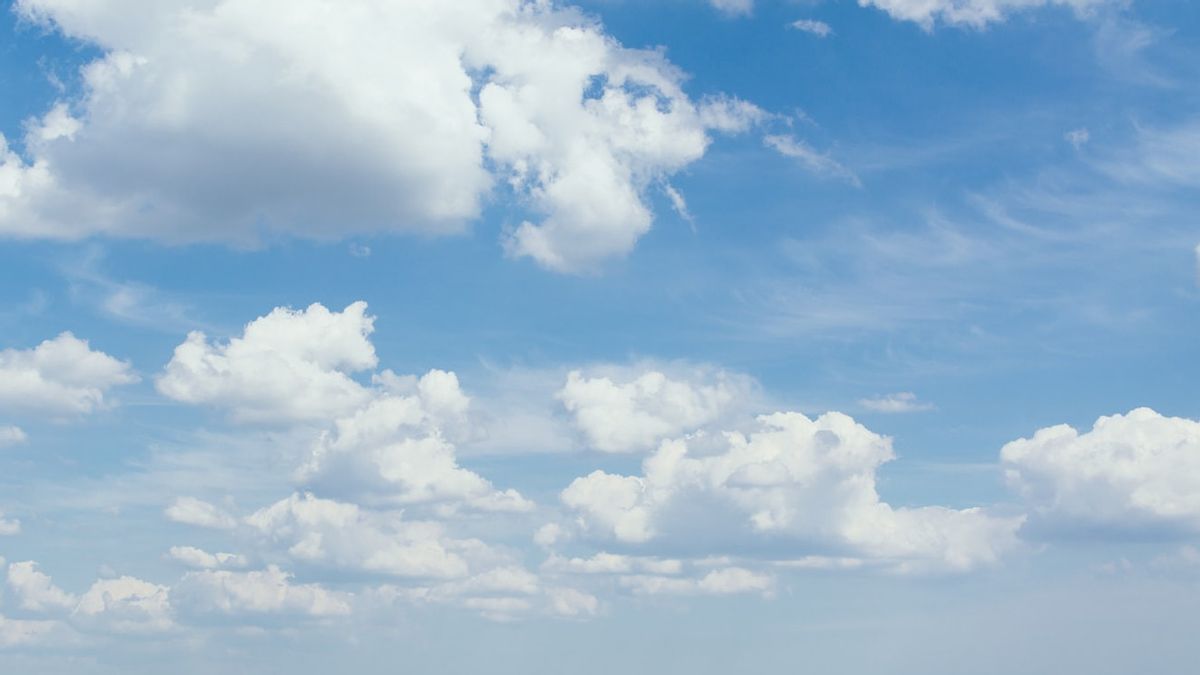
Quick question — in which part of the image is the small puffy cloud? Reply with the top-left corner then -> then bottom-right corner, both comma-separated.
175,566 -> 349,618
558,366 -> 756,453
563,411 -> 1022,572
790,19 -> 833,37
166,546 -> 247,570
764,134 -> 860,186
4,0 -> 759,273
542,553 -> 683,576
165,497 -> 238,530
0,426 -> 26,447
1001,408 -> 1200,533
71,577 -> 173,633
0,512 -> 19,536
857,0 -> 1107,29
157,302 -> 377,424
6,561 -> 77,613
859,392 -> 935,413
0,333 -> 136,417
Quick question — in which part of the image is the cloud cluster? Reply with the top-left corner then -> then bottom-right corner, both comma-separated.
2,0 -> 760,272
562,411 -> 1023,572
4,561 -> 172,634
0,332 -> 136,418
1002,408 -> 1200,532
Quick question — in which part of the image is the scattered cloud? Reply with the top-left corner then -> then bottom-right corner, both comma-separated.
0,332 -> 137,418
764,134 -> 860,186
1065,128 -> 1090,149
859,392 -> 936,413
790,19 -> 833,37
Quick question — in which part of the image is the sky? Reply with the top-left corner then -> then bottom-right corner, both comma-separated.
0,0 -> 1198,672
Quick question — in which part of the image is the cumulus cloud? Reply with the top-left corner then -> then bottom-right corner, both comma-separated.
3,0 -> 760,272
859,392 -> 935,413
158,302 -> 377,424
7,561 -> 77,612
710,0 -> 754,16
71,577 -> 173,634
1002,408 -> 1200,533
0,614 -> 60,648
175,566 -> 349,617
165,497 -> 238,530
0,332 -> 136,417
558,366 -> 757,453
857,0 -> 1107,29
245,492 -> 484,579
563,411 -> 1022,572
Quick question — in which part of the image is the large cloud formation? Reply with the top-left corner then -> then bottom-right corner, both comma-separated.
561,410 -> 1023,572
1,0 -> 760,272
1002,408 -> 1200,533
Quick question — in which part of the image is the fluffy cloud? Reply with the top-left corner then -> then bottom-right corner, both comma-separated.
165,497 -> 238,530
558,367 -> 756,453
0,614 -> 60,648
297,376 -> 530,511
3,0 -> 759,272
157,302 -> 376,424
563,411 -> 1022,572
709,0 -> 754,16
619,567 -> 774,597
857,0 -> 1107,28
245,492 -> 482,579
174,566 -> 349,617
6,561 -> 77,612
1001,408 -> 1200,532
71,577 -> 173,633
0,332 -> 136,417
5,562 -> 171,634
790,19 -> 833,37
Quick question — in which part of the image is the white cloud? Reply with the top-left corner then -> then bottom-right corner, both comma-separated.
0,426 -> 26,447
157,302 -> 377,424
245,492 -> 479,579
619,567 -> 774,596
764,134 -> 860,186
859,392 -> 936,413
542,553 -> 683,576
857,0 -> 1108,29
558,366 -> 757,453
165,497 -> 238,530
71,577 -> 173,633
175,566 -> 350,617
3,0 -> 759,272
790,19 -> 833,37
0,614 -> 60,648
563,411 -> 1022,572
6,561 -> 77,613
710,0 -> 754,16
298,376 -> 530,511
546,587 -> 599,617
0,332 -> 136,417
0,512 -> 19,536
166,546 -> 247,570
1001,408 -> 1200,532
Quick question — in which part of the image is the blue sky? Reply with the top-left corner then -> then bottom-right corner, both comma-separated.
0,0 -> 1198,672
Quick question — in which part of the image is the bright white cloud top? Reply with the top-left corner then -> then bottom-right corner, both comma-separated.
0,0 -> 760,272
0,332 -> 136,417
